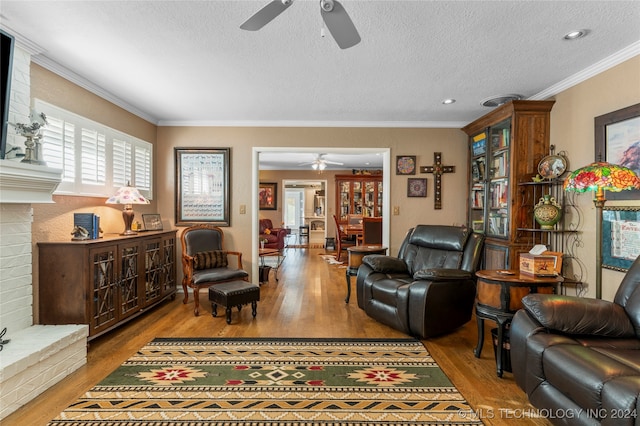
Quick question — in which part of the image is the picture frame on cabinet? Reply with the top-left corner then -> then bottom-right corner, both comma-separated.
602,206 -> 640,272
142,214 -> 163,231
407,178 -> 427,197
595,103 -> 640,200
175,147 -> 230,226
396,155 -> 417,175
259,182 -> 278,210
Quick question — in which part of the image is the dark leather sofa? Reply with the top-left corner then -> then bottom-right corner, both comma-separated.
510,255 -> 640,426
356,225 -> 484,338
259,219 -> 287,250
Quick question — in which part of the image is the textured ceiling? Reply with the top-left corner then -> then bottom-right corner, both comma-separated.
1,1 -> 638,169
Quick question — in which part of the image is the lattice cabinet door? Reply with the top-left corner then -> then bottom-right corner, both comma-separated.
89,245 -> 119,335
143,238 -> 163,304
161,234 -> 177,297
119,241 -> 141,319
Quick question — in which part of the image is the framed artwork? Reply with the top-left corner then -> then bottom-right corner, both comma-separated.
175,147 -> 230,226
259,182 -> 277,210
142,214 -> 163,231
396,155 -> 417,175
602,206 -> 640,272
407,178 -> 427,197
594,103 -> 640,200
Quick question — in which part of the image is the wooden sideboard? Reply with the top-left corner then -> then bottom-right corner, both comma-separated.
38,230 -> 177,340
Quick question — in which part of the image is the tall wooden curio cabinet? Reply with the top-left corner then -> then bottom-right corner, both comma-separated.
335,174 -> 383,224
462,100 -> 555,270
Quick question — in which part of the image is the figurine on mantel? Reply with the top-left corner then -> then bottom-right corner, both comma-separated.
9,108 -> 48,166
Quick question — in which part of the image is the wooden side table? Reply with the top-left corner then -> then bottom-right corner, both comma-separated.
345,245 -> 387,303
474,269 -> 563,377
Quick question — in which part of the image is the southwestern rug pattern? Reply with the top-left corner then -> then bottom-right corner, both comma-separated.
48,338 -> 483,425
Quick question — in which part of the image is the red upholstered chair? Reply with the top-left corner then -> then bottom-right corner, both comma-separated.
259,219 -> 287,250
181,225 -> 249,316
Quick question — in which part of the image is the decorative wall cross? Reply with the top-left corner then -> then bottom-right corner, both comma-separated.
420,152 -> 456,209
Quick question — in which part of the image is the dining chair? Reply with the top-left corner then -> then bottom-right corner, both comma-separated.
333,214 -> 356,262
361,217 -> 383,245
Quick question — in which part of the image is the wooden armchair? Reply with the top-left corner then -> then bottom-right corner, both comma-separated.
333,214 -> 356,262
181,224 -> 249,316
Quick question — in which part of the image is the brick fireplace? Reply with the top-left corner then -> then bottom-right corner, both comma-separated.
0,160 -> 87,420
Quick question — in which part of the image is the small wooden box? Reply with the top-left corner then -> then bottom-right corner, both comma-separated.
519,253 -> 559,276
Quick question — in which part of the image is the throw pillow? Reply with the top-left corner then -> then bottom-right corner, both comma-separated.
194,250 -> 228,270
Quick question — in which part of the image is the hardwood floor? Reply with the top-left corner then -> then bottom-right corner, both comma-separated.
5,247 -> 551,426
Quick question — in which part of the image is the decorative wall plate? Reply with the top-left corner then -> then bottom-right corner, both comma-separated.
538,154 -> 567,179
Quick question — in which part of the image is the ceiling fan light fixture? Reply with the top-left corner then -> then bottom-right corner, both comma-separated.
481,94 -> 523,108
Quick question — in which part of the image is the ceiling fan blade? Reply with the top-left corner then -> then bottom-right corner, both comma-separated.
240,0 -> 293,31
321,0 -> 361,49
324,160 -> 344,165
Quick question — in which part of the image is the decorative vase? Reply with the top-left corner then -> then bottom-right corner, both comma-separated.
260,241 -> 265,249
534,195 -> 562,229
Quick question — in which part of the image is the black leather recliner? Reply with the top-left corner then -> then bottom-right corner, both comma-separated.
510,255 -> 640,426
356,225 -> 484,338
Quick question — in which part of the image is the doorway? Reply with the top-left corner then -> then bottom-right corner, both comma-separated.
252,147 -> 391,278
283,180 -> 326,245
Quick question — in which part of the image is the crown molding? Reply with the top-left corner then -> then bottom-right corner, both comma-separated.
156,119 -> 468,128
529,40 -> 640,100
30,55 -> 159,125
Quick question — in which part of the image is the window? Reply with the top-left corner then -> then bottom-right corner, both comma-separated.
36,100 -> 153,199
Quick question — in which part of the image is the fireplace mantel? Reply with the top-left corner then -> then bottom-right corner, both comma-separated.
0,159 -> 62,203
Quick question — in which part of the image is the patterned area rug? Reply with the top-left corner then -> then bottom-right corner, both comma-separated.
48,338 -> 483,425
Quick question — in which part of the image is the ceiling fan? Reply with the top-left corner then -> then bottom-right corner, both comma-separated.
299,153 -> 344,170
240,0 -> 361,49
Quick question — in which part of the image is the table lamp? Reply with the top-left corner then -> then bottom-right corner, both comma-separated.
563,161 -> 640,298
106,183 -> 150,235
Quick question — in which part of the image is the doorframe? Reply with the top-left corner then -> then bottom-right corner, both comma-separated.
252,147 -> 391,279
282,179 -> 327,242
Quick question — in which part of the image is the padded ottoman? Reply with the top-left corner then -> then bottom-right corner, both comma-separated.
208,280 -> 260,324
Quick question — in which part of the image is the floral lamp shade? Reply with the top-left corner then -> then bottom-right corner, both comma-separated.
106,185 -> 149,235
106,185 -> 150,205
564,161 -> 640,199
564,161 -> 639,299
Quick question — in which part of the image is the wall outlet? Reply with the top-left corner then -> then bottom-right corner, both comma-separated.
393,206 -> 400,215
239,204 -> 246,214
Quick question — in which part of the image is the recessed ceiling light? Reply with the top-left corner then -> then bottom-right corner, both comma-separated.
481,94 -> 523,108
442,98 -> 456,105
564,30 -> 588,40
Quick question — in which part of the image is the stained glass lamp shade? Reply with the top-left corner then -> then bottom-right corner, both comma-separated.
106,184 -> 150,235
564,161 -> 640,298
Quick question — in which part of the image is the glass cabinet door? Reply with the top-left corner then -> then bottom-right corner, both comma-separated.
376,181 -> 383,217
339,181 -> 350,220
487,119 -> 511,239
469,131 -> 487,233
353,182 -> 362,215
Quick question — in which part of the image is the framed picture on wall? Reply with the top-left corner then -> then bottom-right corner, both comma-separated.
259,182 -> 277,210
175,147 -> 230,226
602,206 -> 640,272
594,103 -> 640,200
396,155 -> 417,175
407,178 -> 427,197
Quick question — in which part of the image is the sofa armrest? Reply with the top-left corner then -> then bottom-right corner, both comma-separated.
361,255 -> 408,274
413,268 -> 472,281
522,294 -> 636,338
